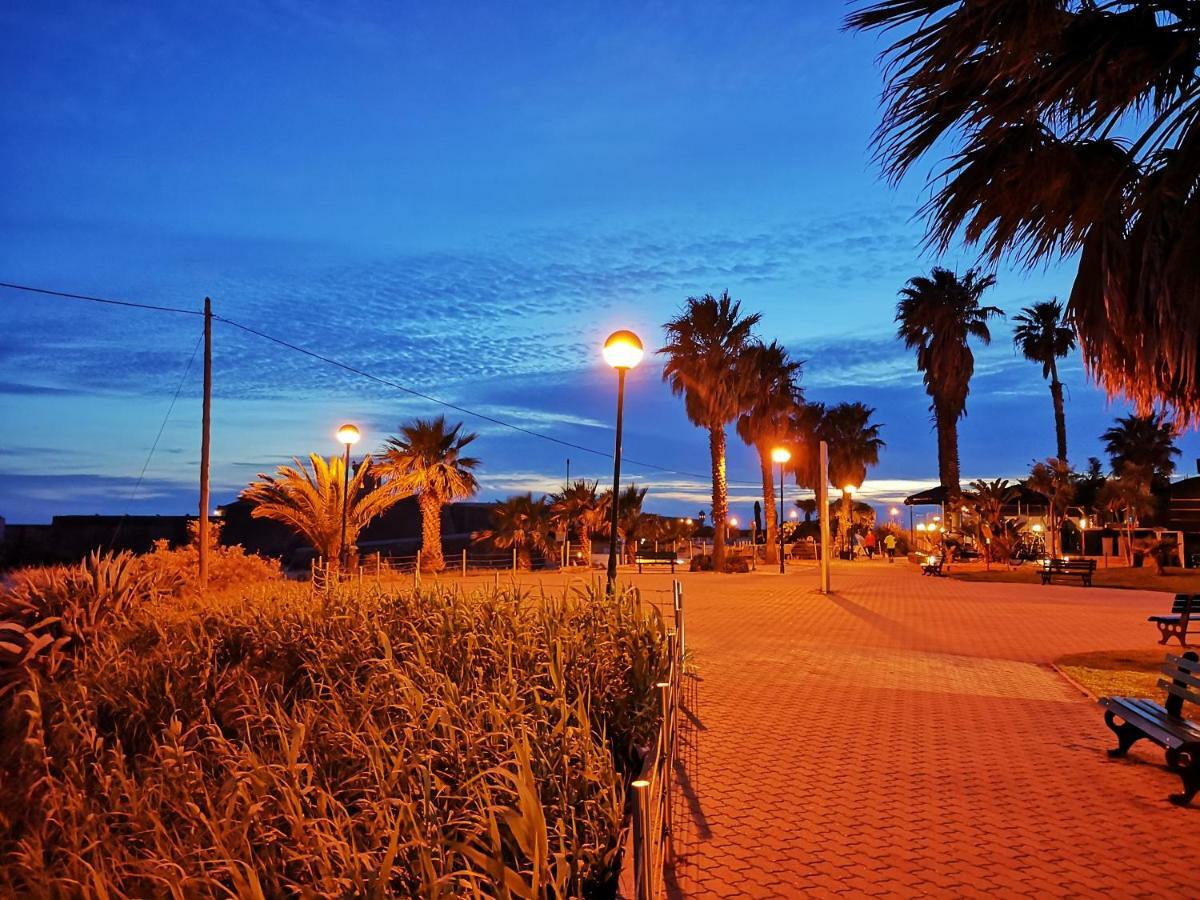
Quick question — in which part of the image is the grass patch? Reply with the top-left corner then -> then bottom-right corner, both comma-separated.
1055,648 -> 1167,699
949,564 -> 1200,593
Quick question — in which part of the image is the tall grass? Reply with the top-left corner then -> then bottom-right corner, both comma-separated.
0,558 -> 667,897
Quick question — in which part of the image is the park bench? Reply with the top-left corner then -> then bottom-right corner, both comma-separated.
1149,594 -> 1198,647
1039,557 -> 1096,586
921,555 -> 945,577
1098,651 -> 1200,806
635,551 -> 676,574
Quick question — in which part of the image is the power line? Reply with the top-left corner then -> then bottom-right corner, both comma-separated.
0,278 -> 759,485
0,280 -> 204,316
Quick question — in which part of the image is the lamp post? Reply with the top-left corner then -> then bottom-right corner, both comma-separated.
336,423 -> 360,571
603,330 -> 643,592
771,447 -> 791,574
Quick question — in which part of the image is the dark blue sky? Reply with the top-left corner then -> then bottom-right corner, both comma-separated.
2,1 -> 1192,524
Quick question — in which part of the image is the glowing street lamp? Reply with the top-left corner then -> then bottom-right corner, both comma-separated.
603,330 -> 642,591
336,423 -> 360,571
772,447 -> 792,574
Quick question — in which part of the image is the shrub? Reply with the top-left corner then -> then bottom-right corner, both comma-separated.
724,556 -> 751,574
689,553 -> 713,572
0,576 -> 667,897
137,520 -> 282,594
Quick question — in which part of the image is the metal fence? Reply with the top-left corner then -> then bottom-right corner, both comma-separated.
627,579 -> 684,899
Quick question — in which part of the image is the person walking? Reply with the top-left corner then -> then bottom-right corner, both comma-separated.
865,530 -> 878,560
883,531 -> 897,563
853,530 -> 866,559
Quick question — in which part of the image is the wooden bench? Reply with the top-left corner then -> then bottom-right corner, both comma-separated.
1149,594 -> 1198,647
635,551 -> 676,574
1099,651 -> 1200,806
1039,557 -> 1096,586
921,555 -> 945,577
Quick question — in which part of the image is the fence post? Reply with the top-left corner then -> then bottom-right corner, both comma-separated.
462,548 -> 467,577
512,547 -> 517,573
658,676 -> 673,842
632,779 -> 652,900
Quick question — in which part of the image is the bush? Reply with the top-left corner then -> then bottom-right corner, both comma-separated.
137,520 -> 282,594
689,553 -> 713,572
724,556 -> 751,573
0,574 -> 668,897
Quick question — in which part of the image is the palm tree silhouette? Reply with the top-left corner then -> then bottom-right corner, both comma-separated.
896,267 -> 1002,521
1102,413 -> 1180,489
377,416 -> 480,572
736,341 -> 803,564
479,494 -> 553,570
241,453 -> 401,568
660,291 -> 761,572
848,2 -> 1200,416
1013,300 -> 1076,463
821,402 -> 885,553
550,480 -> 609,566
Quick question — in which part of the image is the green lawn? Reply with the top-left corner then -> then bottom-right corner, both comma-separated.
1055,648 -> 1168,699
947,563 -> 1200,593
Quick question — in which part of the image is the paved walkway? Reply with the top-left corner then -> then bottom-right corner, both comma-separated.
628,561 -> 1196,898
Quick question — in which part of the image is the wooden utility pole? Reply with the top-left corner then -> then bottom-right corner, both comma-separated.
198,297 -> 213,593
818,440 -> 831,594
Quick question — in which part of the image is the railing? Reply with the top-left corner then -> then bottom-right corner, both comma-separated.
626,579 -> 684,899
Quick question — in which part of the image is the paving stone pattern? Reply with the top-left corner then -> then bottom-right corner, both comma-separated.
630,562 -> 1198,898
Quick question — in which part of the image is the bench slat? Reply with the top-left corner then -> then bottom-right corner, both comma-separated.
1166,654 -> 1200,674
1100,697 -> 1191,748
1158,680 -> 1200,707
1158,665 -> 1200,690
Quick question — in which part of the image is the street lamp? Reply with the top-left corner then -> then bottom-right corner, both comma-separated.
603,330 -> 643,591
772,447 -> 791,574
336,423 -> 360,571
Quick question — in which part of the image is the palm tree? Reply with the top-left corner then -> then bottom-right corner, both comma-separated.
479,494 -> 554,570
820,402 -> 885,553
1098,468 -> 1157,564
617,484 -> 648,563
550,480 -> 609,566
787,400 -> 827,492
241,454 -> 401,568
795,497 -> 818,524
1013,300 -> 1076,462
660,291 -> 761,572
967,478 -> 1018,565
847,2 -> 1200,417
736,341 -> 804,564
377,416 -> 480,572
1102,413 -> 1180,489
896,267 -> 1003,522
1027,458 -> 1075,559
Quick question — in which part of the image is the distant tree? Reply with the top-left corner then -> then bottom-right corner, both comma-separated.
966,478 -> 1018,564
1102,413 -> 1180,489
1071,456 -> 1107,518
896,267 -> 1002,524
616,484 -> 649,562
479,494 -> 554,570
1098,468 -> 1156,564
736,340 -> 804,564
241,454 -> 401,568
847,1 -> 1200,417
1013,300 -> 1076,462
1027,458 -> 1075,558
550,480 -> 609,566
795,498 -> 818,524
787,401 -> 827,492
821,402 -> 885,553
661,291 -> 761,572
377,416 -> 480,572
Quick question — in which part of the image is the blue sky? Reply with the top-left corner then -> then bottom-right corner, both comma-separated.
2,1 -> 1194,524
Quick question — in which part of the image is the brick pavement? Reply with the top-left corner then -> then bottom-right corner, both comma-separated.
627,560 -> 1198,898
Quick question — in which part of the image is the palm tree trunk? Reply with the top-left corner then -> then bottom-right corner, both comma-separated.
1049,373 -> 1068,463
758,445 -> 778,564
419,492 -> 444,572
841,489 -> 853,554
936,403 -> 962,527
709,426 -> 727,572
578,527 -> 592,567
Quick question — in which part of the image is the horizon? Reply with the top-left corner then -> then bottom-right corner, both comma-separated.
3,1 -> 1198,525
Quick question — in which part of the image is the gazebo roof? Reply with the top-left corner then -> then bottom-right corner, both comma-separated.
903,483 -> 1050,507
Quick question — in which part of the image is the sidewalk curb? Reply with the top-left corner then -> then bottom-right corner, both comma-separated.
1049,662 -> 1099,701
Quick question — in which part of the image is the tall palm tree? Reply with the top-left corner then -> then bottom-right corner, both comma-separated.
660,291 -> 761,572
617,484 -> 648,563
787,400 -> 827,492
550,480 -> 609,566
241,454 -> 401,567
820,402 -> 885,553
896,267 -> 1002,522
479,493 -> 554,570
736,341 -> 804,564
1102,413 -> 1180,489
848,2 -> 1200,417
1012,300 -> 1076,462
377,416 -> 480,572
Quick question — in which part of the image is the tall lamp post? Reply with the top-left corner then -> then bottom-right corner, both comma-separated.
336,423 -> 360,571
603,330 -> 643,591
771,447 -> 791,574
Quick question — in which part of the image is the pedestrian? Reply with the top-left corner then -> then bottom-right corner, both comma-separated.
853,530 -> 865,559
883,532 -> 897,563
864,530 -> 877,560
